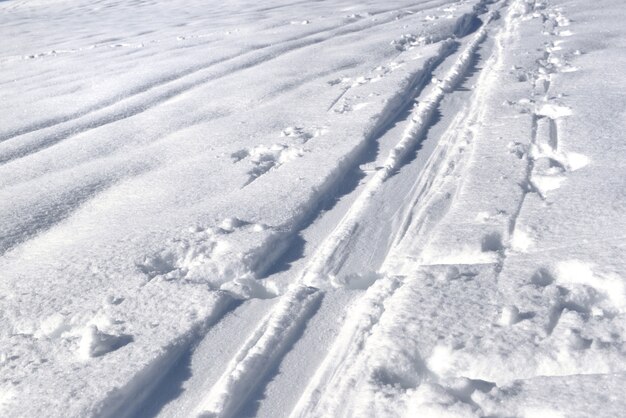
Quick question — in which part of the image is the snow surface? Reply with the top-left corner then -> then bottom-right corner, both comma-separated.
1,0 -> 625,417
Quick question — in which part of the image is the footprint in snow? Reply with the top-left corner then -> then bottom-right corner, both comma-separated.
529,261 -> 623,350
243,144 -> 305,184
281,126 -> 313,143
391,33 -> 432,51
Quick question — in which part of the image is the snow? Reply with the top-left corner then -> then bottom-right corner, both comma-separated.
1,0 -> 625,416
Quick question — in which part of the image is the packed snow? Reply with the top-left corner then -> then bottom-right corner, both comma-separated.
1,0 -> 625,417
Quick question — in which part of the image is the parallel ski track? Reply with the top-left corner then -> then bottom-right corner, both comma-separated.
190,42 -> 454,418
192,4 -> 504,417
291,2 -> 536,417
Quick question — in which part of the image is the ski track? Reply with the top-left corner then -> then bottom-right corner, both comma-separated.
299,14 -> 497,288
193,285 -> 322,418
290,1 -> 513,415
192,2 -> 503,417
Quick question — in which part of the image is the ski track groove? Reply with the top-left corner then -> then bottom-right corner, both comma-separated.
290,275 -> 405,417
189,40 -> 455,418
192,4 -> 502,417
193,285 -> 322,418
299,9 -> 497,288
290,2 -> 514,415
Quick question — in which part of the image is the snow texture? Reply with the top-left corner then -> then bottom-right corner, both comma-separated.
1,0 -> 625,416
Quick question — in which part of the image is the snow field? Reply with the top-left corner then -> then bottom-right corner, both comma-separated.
1,0 -> 625,416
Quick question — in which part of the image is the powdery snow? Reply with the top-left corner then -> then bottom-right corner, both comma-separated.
1,0 -> 625,417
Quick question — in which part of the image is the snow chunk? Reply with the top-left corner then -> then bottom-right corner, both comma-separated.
220,217 -> 245,232
35,314 -> 69,339
536,103 -> 572,119
556,261 -> 625,309
511,228 -> 534,252
564,152 -> 590,171
244,144 -> 305,183
332,271 -> 379,289
427,345 -> 456,377
220,276 -> 276,300
78,326 -> 133,360
499,305 -> 520,326
0,388 -> 16,414
532,174 -> 566,194
251,223 -> 268,232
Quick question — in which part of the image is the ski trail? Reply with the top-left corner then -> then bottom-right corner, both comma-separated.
289,275 -> 405,417
299,8 -> 498,288
193,285 -> 321,418
390,0 -> 526,263
387,99 -> 476,254
188,43 -> 455,418
191,5 -> 502,418
290,0 -> 537,415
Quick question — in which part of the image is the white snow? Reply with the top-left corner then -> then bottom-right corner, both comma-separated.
1,0 -> 625,416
